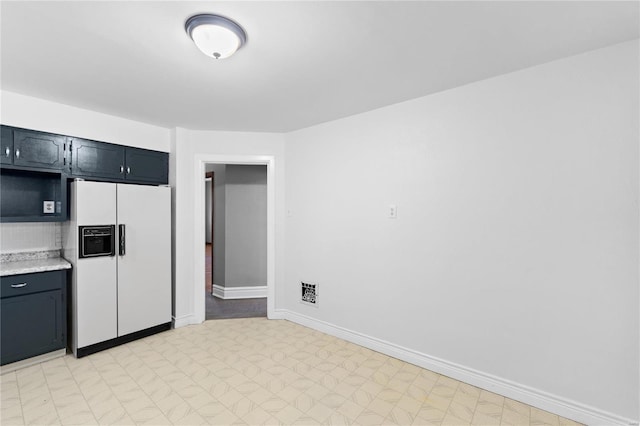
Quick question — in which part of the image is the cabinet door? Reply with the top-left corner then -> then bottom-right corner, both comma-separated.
124,148 -> 168,184
13,129 -> 65,170
0,126 -> 12,165
71,138 -> 125,180
1,290 -> 65,365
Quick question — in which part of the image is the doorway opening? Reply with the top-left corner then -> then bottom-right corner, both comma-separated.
192,154 -> 275,324
204,164 -> 267,320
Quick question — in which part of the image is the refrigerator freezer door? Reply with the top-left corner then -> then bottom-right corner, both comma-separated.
75,181 -> 117,226
116,184 -> 171,336
72,181 -> 118,349
76,256 -> 118,347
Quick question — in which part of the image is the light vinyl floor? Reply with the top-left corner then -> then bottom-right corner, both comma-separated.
1,318 -> 582,426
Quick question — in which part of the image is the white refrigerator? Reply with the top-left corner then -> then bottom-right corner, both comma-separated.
64,180 -> 171,357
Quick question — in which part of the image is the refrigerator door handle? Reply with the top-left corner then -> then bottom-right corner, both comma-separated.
110,225 -> 116,256
119,224 -> 126,256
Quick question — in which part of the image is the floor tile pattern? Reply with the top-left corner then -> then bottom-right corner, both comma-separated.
1,318 -> 583,425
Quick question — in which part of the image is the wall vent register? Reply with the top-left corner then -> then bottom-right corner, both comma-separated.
301,281 -> 318,306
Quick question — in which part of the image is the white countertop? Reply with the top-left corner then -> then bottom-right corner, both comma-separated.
0,250 -> 72,277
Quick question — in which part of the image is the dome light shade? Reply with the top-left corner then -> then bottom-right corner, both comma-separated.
185,14 -> 247,59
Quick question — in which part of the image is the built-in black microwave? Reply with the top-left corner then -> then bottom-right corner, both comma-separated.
79,225 -> 115,258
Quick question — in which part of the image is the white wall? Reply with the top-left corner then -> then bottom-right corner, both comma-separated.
225,165 -> 267,287
172,129 -> 285,326
0,90 -> 170,151
284,40 -> 639,424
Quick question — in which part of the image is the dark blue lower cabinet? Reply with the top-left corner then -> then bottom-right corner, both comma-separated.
0,270 -> 66,366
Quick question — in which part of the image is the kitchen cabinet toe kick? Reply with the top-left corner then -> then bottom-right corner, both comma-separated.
0,349 -> 66,375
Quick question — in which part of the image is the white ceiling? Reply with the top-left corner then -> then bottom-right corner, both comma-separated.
1,1 -> 638,132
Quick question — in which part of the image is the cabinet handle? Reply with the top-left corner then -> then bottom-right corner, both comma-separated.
15,149 -> 20,159
11,283 -> 27,288
4,147 -> 9,157
120,165 -> 124,174
126,167 -> 131,174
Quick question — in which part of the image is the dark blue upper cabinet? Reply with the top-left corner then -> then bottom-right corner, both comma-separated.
0,125 -> 168,223
71,138 -> 168,184
0,127 -> 66,170
2,125 -> 168,185
71,138 -> 126,180
1,126 -> 11,165
125,147 -> 168,184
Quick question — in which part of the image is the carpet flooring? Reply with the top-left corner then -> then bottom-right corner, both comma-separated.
205,244 -> 267,320
206,295 -> 267,320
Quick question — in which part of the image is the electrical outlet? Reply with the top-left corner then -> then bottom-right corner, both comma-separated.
388,204 -> 397,219
43,201 -> 55,214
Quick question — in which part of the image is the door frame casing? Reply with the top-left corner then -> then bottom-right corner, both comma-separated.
193,155 -> 275,323
205,171 -> 214,291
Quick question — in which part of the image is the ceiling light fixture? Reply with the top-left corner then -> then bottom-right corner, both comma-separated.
185,14 -> 247,59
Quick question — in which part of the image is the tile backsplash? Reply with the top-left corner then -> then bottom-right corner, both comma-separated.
0,222 -> 62,253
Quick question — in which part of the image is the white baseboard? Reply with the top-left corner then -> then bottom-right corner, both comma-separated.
172,314 -> 195,328
269,309 -> 287,320
279,309 -> 635,426
212,284 -> 267,300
